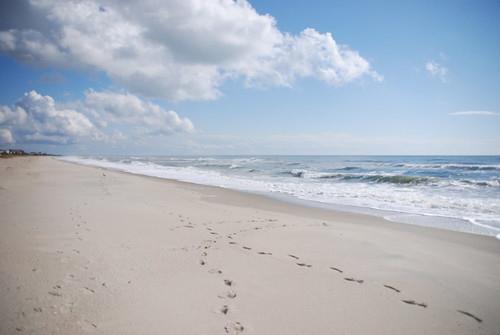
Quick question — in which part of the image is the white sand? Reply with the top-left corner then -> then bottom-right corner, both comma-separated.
1,157 -> 499,334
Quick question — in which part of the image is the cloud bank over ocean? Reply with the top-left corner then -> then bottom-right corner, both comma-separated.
449,111 -> 499,117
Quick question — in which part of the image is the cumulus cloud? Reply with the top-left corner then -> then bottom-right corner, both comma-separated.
449,111 -> 499,116
0,91 -> 99,144
239,28 -> 382,87
0,0 -> 380,101
425,61 -> 447,82
0,90 -> 194,144
81,90 -> 194,135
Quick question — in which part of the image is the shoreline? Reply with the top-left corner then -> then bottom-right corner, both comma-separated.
1,157 -> 499,334
60,156 -> 500,239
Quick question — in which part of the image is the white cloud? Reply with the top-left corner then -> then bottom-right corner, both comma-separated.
0,128 -> 14,144
81,90 -> 194,135
0,0 -> 380,101
0,90 -> 194,144
0,91 -> 99,144
239,28 -> 382,87
449,111 -> 499,116
425,61 -> 447,82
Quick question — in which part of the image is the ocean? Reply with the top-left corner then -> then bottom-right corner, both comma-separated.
61,155 -> 500,238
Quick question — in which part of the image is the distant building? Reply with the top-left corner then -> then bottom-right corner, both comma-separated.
1,149 -> 26,156
0,149 -> 49,157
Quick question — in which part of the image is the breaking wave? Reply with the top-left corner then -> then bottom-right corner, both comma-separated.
317,173 -> 431,185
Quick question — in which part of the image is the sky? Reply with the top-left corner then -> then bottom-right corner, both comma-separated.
0,0 -> 499,155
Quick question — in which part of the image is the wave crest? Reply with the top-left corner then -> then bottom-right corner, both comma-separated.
318,173 -> 430,185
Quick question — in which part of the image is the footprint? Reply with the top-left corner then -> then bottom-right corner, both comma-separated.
200,260 -> 206,266
257,251 -> 272,255
218,290 -> 237,299
288,254 -> 299,260
329,267 -> 343,273
224,279 -> 233,287
209,269 -> 223,274
296,263 -> 312,268
457,310 -> 482,323
344,277 -> 364,284
84,287 -> 95,293
226,291 -> 237,299
383,284 -> 401,293
224,321 -> 244,334
402,300 -> 427,308
242,246 -> 252,250
229,241 -> 237,245
220,305 -> 229,315
84,320 -> 98,328
48,291 -> 62,297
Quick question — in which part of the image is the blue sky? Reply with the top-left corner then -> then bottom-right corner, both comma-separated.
0,0 -> 499,155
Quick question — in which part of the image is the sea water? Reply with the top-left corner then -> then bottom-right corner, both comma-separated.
61,155 -> 500,238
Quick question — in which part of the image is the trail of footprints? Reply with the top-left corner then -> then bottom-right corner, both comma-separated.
76,212 -> 491,331
213,218 -> 484,326
195,225 -> 246,333
218,278 -> 245,334
30,211 -> 483,333
17,204 -> 104,332
197,218 -> 297,331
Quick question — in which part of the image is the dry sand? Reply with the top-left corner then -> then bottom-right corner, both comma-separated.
1,157 -> 499,334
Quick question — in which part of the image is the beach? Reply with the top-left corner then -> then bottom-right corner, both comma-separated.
1,156 -> 499,334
